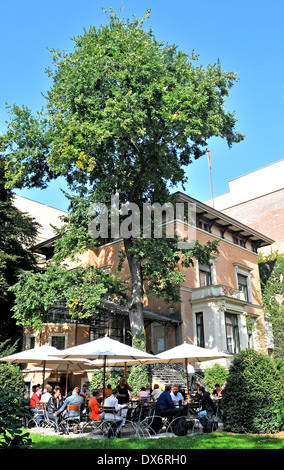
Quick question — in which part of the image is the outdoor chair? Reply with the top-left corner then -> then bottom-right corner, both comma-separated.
59,404 -> 83,435
139,407 -> 169,436
167,415 -> 202,435
26,403 -> 46,428
99,406 -> 142,439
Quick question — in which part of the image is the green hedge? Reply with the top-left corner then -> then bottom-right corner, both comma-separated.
222,349 -> 284,433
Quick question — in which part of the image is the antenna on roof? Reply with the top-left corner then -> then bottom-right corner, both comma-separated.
206,139 -> 214,208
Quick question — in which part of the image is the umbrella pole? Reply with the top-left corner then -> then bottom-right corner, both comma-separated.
103,355 -> 106,403
42,361 -> 46,389
124,362 -> 127,379
185,358 -> 190,401
65,364 -> 69,398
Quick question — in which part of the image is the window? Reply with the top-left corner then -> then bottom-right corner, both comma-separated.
90,313 -> 132,346
237,274 -> 249,301
25,334 -> 36,350
199,264 -> 212,287
233,263 -> 252,303
49,334 -> 67,350
225,313 -> 240,354
196,312 -> 205,348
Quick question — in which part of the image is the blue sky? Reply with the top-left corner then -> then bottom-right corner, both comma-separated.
1,0 -> 283,211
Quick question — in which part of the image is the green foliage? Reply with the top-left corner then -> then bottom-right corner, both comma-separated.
204,363 -> 228,394
0,157 -> 39,340
272,399 -> 284,431
0,388 -> 31,449
0,341 -> 31,449
1,8 -> 242,336
10,263 -> 126,330
2,8 -> 243,204
258,251 -> 284,360
89,369 -> 125,393
222,349 -> 284,434
0,340 -> 25,394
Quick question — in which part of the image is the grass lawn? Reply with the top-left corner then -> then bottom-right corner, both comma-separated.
29,431 -> 284,450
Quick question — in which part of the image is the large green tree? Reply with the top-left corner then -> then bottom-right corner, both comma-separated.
1,9 -> 243,339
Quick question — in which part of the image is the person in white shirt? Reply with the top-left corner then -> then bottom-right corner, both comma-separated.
187,362 -> 195,391
138,387 -> 150,401
170,385 -> 183,404
102,388 -> 124,429
151,384 -> 162,399
41,385 -> 53,403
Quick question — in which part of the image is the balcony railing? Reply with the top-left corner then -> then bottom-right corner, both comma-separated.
191,284 -> 247,302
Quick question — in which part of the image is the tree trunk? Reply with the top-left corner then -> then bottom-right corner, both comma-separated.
123,238 -> 145,341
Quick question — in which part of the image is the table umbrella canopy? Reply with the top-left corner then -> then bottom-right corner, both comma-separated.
0,345 -> 61,363
56,336 -> 156,361
22,367 -> 53,373
0,345 -> 94,394
56,336 -> 157,400
156,342 -> 232,398
157,342 -> 232,363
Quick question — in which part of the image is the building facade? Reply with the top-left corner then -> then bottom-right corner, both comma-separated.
16,192 -> 274,393
204,159 -> 284,254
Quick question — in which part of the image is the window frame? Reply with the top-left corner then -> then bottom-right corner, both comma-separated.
196,312 -> 205,348
225,313 -> 240,354
48,333 -> 68,350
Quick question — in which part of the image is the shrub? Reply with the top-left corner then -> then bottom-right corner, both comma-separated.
0,388 -> 31,449
272,399 -> 284,431
204,363 -> 229,394
89,368 -> 124,393
0,341 -> 31,448
222,349 -> 284,433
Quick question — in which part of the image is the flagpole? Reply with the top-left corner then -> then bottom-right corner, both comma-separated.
206,139 -> 214,208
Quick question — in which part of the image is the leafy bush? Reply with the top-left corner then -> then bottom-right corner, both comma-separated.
0,388 -> 31,449
204,363 -> 228,394
0,341 -> 31,448
272,399 -> 284,431
89,368 -> 122,393
222,349 -> 284,433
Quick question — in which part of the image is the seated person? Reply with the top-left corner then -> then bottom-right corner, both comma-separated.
212,384 -> 222,397
197,386 -> 216,426
178,385 -> 186,400
80,383 -> 90,399
138,387 -> 150,401
170,384 -> 183,404
89,389 -> 102,421
145,383 -> 153,395
54,386 -> 84,420
30,387 -> 43,425
41,385 -> 53,404
102,388 -> 123,431
151,384 -> 162,399
46,387 -> 63,428
156,384 -> 184,422
104,384 -> 112,399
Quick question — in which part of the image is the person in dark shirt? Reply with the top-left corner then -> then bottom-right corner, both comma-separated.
197,386 -> 216,424
156,384 -> 184,422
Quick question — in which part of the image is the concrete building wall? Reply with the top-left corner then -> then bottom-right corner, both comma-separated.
204,160 -> 284,254
13,194 -> 68,244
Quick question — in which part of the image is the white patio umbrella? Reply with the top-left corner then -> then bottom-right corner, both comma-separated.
156,342 -> 232,398
56,336 -> 158,400
0,345 -> 94,395
0,345 -> 62,388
